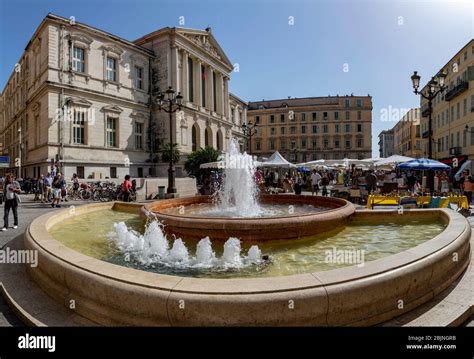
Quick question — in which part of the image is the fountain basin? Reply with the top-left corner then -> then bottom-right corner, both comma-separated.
24,202 -> 471,326
142,195 -> 355,241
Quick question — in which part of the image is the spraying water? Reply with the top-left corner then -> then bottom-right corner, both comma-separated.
213,138 -> 263,217
109,220 -> 263,270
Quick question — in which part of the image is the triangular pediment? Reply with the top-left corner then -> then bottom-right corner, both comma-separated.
175,28 -> 233,70
101,105 -> 123,113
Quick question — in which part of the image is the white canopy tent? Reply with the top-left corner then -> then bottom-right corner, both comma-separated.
260,151 -> 297,168
374,155 -> 414,167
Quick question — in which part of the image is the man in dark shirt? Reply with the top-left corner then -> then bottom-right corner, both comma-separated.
365,170 -> 377,194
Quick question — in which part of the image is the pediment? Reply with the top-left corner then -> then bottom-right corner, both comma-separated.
101,44 -> 124,56
70,32 -> 93,46
68,97 -> 93,107
102,105 -> 123,114
176,29 -> 233,70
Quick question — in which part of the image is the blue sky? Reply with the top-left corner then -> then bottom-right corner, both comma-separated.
1,0 -> 473,156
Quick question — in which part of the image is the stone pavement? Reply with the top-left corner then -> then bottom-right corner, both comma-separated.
0,194 -> 94,326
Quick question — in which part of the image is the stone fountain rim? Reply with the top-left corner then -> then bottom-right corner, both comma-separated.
142,194 -> 353,221
26,202 -> 469,291
23,202 -> 471,325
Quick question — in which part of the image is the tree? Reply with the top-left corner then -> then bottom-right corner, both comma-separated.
185,146 -> 220,179
161,143 -> 181,164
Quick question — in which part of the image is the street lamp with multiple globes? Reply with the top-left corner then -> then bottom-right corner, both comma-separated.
156,86 -> 183,195
410,70 -> 447,191
241,121 -> 258,156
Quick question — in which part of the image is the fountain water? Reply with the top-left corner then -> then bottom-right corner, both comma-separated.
212,138 -> 263,217
109,220 -> 263,270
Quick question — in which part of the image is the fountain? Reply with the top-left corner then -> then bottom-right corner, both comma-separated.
19,139 -> 471,326
142,138 -> 355,241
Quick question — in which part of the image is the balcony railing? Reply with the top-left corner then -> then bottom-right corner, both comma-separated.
421,104 -> 431,118
445,81 -> 469,101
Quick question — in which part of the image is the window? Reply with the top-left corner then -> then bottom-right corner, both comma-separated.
312,138 -> 317,149
281,127 -> 285,135
345,124 -> 351,132
106,117 -> 117,147
345,111 -> 350,120
106,57 -> 117,81
110,167 -> 117,179
334,139 -> 340,148
335,124 -> 340,133
357,124 -> 362,132
312,125 -> 317,134
301,138 -> 306,148
464,98 -> 467,116
301,125 -> 306,134
323,124 -> 328,133
280,114 -> 285,122
271,127 -> 275,136
76,166 -> 84,179
356,99 -> 362,107
256,140 -> 261,151
73,109 -> 85,144
345,139 -> 351,148
138,167 -> 143,178
134,66 -> 143,90
280,138 -> 286,149
471,127 -> 474,145
270,139 -> 275,150
255,116 -> 260,124
73,47 -> 85,73
357,138 -> 363,148
290,126 -> 296,134
357,111 -> 362,120
323,139 -> 329,149
312,112 -> 317,121
323,112 -> 328,121
334,112 -> 339,121
345,99 -> 350,108
301,113 -> 306,121
463,131 -> 467,147
270,115 -> 275,123
135,122 -> 143,150
456,102 -> 460,119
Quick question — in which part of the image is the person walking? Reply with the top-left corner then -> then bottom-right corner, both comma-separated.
365,170 -> 377,195
44,172 -> 53,202
2,174 -> 21,231
51,173 -> 65,208
310,169 -> 321,196
37,175 -> 45,203
462,175 -> 472,206
121,175 -> 132,202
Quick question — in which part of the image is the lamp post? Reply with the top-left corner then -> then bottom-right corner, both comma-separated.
410,70 -> 447,191
155,86 -> 183,194
241,121 -> 258,156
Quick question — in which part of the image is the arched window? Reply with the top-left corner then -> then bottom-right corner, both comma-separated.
216,131 -> 221,151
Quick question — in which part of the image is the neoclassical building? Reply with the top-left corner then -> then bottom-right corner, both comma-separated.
0,13 -> 245,179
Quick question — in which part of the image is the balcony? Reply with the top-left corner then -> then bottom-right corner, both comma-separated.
445,81 -> 469,101
449,147 -> 462,156
422,130 -> 432,139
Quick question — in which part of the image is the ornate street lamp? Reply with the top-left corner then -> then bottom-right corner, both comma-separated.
241,121 -> 258,155
156,86 -> 183,194
410,70 -> 447,191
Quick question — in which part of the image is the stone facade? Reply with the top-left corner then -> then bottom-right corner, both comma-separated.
392,108 -> 422,158
0,14 -> 245,179
378,129 -> 394,158
247,95 -> 373,162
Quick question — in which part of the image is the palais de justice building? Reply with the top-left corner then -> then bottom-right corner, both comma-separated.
0,13 -> 247,179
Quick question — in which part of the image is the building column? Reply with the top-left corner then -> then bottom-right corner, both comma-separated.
223,76 -> 230,119
206,66 -> 213,111
194,59 -> 202,107
218,73 -> 224,116
181,50 -> 189,102
170,45 -> 179,92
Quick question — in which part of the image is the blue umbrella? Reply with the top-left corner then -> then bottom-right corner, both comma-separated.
397,158 -> 451,171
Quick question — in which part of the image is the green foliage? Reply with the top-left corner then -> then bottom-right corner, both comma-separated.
161,143 -> 181,164
184,146 -> 220,177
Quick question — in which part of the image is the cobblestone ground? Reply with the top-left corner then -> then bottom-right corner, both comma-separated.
0,194 -> 94,326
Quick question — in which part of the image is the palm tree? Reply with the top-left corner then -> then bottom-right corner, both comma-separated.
161,143 -> 181,164
185,146 -> 220,179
